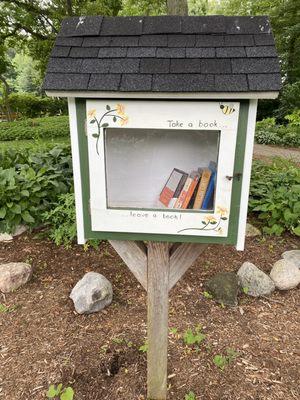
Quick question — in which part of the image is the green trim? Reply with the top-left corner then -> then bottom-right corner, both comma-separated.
75,99 -> 249,244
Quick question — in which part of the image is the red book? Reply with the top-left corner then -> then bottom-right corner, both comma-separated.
159,168 -> 187,207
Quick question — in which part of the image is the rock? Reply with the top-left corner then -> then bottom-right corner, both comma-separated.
0,262 -> 32,293
237,262 -> 275,297
13,225 -> 27,237
70,272 -> 113,314
270,259 -> 300,290
282,250 -> 300,269
206,272 -> 239,306
245,223 -> 261,237
0,233 -> 13,242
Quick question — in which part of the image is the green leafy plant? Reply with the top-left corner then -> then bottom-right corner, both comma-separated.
185,391 -> 196,400
203,291 -> 213,299
255,115 -> 300,147
183,326 -> 205,346
0,116 -> 69,142
139,341 -> 148,353
213,348 -> 238,370
0,146 -> 73,233
46,384 -> 74,400
0,303 -> 17,313
249,159 -> 300,236
43,193 -> 76,246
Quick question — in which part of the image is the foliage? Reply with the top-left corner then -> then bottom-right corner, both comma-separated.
213,348 -> 238,370
249,159 -> 300,236
120,0 -> 166,15
46,383 -> 74,400
0,93 -> 68,119
0,116 -> 69,141
276,82 -> 300,120
185,391 -> 196,400
10,53 -> 41,93
138,341 -> 148,353
203,291 -> 213,299
183,326 -> 205,346
43,193 -> 77,247
255,116 -> 300,147
0,146 -> 73,233
0,303 -> 17,313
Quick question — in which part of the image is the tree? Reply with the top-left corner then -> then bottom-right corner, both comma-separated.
167,0 -> 188,15
0,45 -> 12,120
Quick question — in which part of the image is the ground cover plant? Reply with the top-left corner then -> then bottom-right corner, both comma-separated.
249,158 -> 300,236
0,115 -> 69,141
255,111 -> 300,148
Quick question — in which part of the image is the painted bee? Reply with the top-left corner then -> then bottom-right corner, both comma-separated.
220,103 -> 235,115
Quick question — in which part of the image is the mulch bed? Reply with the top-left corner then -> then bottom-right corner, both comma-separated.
0,232 -> 299,400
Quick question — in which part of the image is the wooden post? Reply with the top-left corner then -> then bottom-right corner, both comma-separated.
109,240 -> 208,399
147,242 -> 170,400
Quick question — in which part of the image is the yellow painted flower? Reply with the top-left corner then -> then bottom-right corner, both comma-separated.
205,215 -> 217,224
88,109 -> 96,118
216,206 -> 228,216
120,115 -> 129,126
116,103 -> 125,116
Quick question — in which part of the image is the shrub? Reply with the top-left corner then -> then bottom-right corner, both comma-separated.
0,146 -> 73,233
0,93 -> 67,118
249,159 -> 300,236
255,115 -> 300,147
0,116 -> 69,141
43,193 -> 77,246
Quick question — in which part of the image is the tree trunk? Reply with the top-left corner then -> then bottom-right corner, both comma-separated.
66,0 -> 73,16
167,0 -> 188,15
0,75 -> 12,121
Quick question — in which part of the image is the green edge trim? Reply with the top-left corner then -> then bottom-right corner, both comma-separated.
75,99 -> 249,244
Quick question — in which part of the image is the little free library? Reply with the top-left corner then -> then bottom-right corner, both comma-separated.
44,14 -> 281,400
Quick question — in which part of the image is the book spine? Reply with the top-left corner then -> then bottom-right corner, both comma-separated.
193,169 -> 212,209
169,174 -> 188,208
174,177 -> 192,209
202,170 -> 216,209
181,175 -> 199,209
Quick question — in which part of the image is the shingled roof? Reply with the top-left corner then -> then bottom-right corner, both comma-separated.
43,15 -> 281,94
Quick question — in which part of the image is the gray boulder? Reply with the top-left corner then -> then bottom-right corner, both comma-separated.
245,223 -> 262,238
70,272 -> 113,314
270,259 -> 300,290
237,262 -> 275,297
282,250 -> 300,269
0,262 -> 32,293
206,272 -> 239,306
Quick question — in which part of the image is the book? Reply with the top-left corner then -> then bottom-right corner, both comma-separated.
192,168 -> 212,209
201,161 -> 217,210
174,175 -> 193,209
181,171 -> 201,209
187,179 -> 200,209
169,172 -> 188,208
159,168 -> 187,207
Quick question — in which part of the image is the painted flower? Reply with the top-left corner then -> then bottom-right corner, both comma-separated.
120,115 -> 129,126
204,215 -> 217,224
88,109 -> 96,119
217,227 -> 224,235
116,103 -> 125,116
216,206 -> 228,216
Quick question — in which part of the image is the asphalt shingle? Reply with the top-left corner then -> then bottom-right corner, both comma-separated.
143,16 -> 181,34
195,35 -> 225,47
232,58 -> 280,73
168,34 -> 195,47
59,16 -> 103,37
140,59 -> 170,74
101,16 -> 143,36
88,74 -> 121,90
248,73 -> 282,91
109,59 -> 140,73
43,73 -> 89,90
127,47 -> 156,58
170,59 -> 201,73
47,58 -> 83,73
156,48 -> 185,58
225,16 -> 271,34
224,35 -> 254,47
55,37 -> 83,47
69,47 -> 99,58
82,36 -> 111,47
186,48 -> 215,58
201,59 -> 231,74
152,74 -> 214,91
215,75 -> 248,91
216,47 -> 246,58
82,59 -> 111,73
182,16 -> 225,34
51,46 -> 71,58
98,47 -> 127,58
120,74 -> 152,91
246,46 -> 277,57
110,36 -> 139,47
139,35 -> 168,47
254,34 -> 275,46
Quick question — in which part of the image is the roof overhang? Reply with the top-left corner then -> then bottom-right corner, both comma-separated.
46,91 -> 279,99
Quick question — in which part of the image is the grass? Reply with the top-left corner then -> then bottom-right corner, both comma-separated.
0,137 -> 70,151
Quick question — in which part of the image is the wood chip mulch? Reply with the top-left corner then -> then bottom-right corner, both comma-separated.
0,232 -> 299,400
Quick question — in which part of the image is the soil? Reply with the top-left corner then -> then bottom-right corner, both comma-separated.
253,144 -> 300,164
0,232 -> 299,400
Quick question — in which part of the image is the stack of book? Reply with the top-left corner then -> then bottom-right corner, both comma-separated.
159,161 -> 217,210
